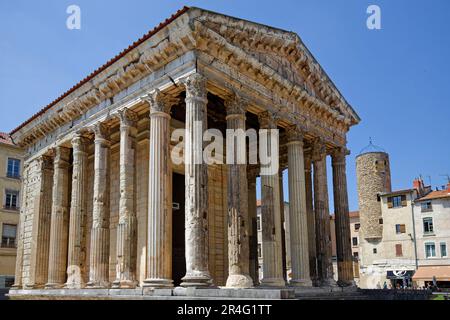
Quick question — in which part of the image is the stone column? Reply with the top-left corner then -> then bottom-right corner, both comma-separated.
286,126 -> 311,286
66,133 -> 89,288
279,171 -> 287,281
142,90 -> 176,288
27,156 -> 54,288
113,108 -> 139,288
12,164 -> 30,289
181,73 -> 213,287
247,166 -> 259,285
258,111 -> 285,287
87,123 -> 111,288
46,147 -> 71,288
312,139 -> 335,286
225,94 -> 253,288
304,152 -> 318,285
332,147 -> 354,286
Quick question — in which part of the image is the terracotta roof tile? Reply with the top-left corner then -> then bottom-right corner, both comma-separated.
10,6 -> 190,135
416,190 -> 450,202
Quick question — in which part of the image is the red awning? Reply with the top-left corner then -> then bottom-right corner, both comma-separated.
412,266 -> 450,281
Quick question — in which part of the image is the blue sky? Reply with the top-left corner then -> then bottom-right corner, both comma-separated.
1,0 -> 449,211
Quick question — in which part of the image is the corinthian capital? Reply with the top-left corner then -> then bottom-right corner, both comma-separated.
258,111 -> 277,129
92,122 -> 110,141
225,92 -> 247,116
117,108 -> 138,127
331,146 -> 350,164
142,89 -> 178,115
286,124 -> 305,143
184,73 -> 207,101
311,138 -> 327,162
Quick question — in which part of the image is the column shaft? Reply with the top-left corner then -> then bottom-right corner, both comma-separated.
247,168 -> 259,285
66,135 -> 89,288
113,109 -> 139,288
143,91 -> 175,288
259,111 -> 285,287
46,147 -> 71,288
312,141 -> 335,286
87,123 -> 111,288
27,156 -> 53,288
332,148 -> 354,286
304,153 -> 318,285
225,95 -> 252,288
286,127 -> 311,286
181,73 -> 213,287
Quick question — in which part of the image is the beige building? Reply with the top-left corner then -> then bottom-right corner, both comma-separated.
412,183 -> 450,288
8,7 -> 360,299
0,133 -> 24,289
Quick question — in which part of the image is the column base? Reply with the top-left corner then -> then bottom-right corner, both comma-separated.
24,284 -> 46,290
337,279 -> 356,287
225,274 -> 254,288
64,283 -> 86,289
112,279 -> 139,289
86,281 -> 110,289
142,278 -> 173,288
289,278 -> 313,287
181,273 -> 214,288
259,277 -> 286,287
44,283 -> 65,289
319,278 -> 338,287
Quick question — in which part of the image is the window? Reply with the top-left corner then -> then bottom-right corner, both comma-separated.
423,217 -> 434,234
425,243 -> 436,258
257,216 -> 261,231
1,224 -> 17,248
421,201 -> 433,212
395,244 -> 403,257
395,224 -> 406,234
7,158 -> 20,178
388,195 -> 406,208
352,237 -> 358,246
4,190 -> 19,210
257,243 -> 262,258
353,252 -> 359,258
354,223 -> 360,231
373,248 -> 377,254
441,243 -> 447,258
379,218 -> 383,224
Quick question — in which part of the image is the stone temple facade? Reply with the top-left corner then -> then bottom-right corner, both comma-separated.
8,7 -> 360,299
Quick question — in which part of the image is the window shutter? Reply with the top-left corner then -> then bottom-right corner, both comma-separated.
395,244 -> 403,256
400,224 -> 406,233
387,197 -> 393,208
401,195 -> 407,207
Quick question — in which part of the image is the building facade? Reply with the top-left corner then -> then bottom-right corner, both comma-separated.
9,7 -> 359,298
0,133 -> 24,289
412,184 -> 450,288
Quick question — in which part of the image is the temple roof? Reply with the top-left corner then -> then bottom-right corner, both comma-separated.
10,6 -> 360,147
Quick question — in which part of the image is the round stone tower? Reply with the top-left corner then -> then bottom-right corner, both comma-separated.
356,142 -> 391,240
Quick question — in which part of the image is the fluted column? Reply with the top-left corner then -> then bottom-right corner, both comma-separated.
12,164 -> 30,289
279,171 -> 287,281
312,139 -> 335,286
112,108 -> 139,288
143,91 -> 176,288
181,73 -> 213,287
258,111 -> 285,287
332,147 -> 354,286
286,126 -> 311,286
247,166 -> 259,285
87,123 -> 111,288
65,133 -> 89,288
46,147 -> 71,288
304,152 -> 318,285
27,156 -> 53,288
225,94 -> 252,288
